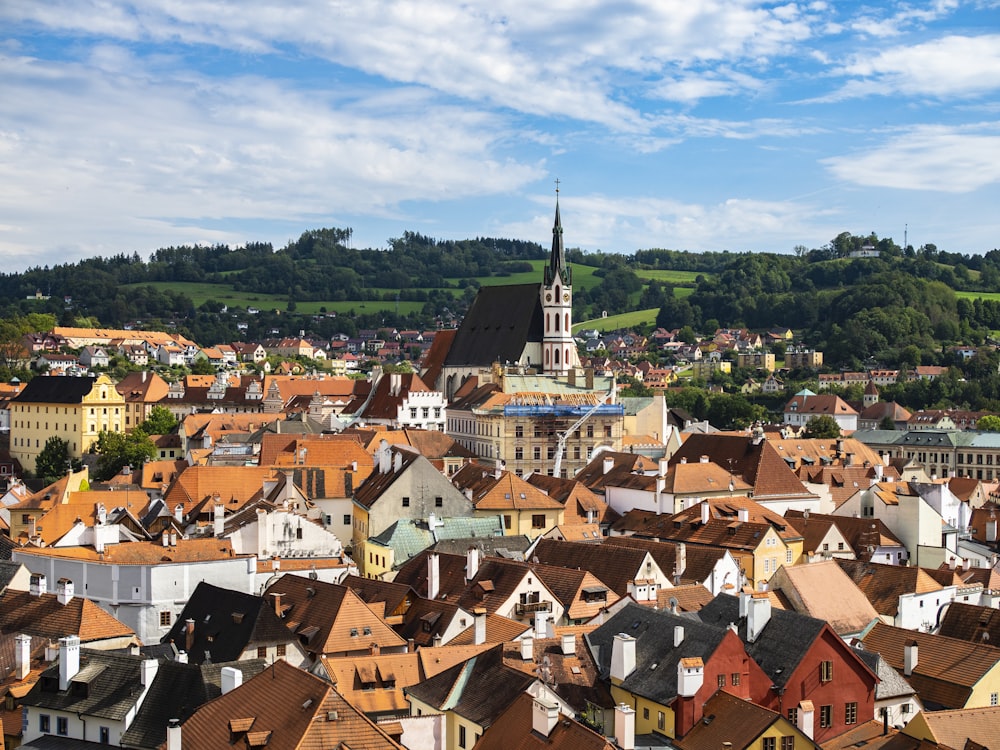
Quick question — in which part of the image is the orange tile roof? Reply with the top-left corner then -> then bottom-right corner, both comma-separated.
449,614 -> 531,646
14,537 -> 246,565
0,589 -> 135,643
452,465 -> 564,511
163,466 -> 278,517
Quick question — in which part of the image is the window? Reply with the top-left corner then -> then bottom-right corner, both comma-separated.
901,703 -> 911,714
100,727 -> 110,743
402,497 -> 410,508
257,646 -> 267,658
40,715 -> 50,732
763,738 -> 776,750
57,716 -> 68,736
159,610 -> 172,627
504,515 -> 512,530
643,707 -> 649,720
276,644 -> 287,657
586,425 -> 594,438
515,425 -> 523,438
435,496 -> 443,508
731,672 -> 741,686
532,514 -> 546,529
717,674 -> 726,688
515,447 -> 523,461
787,708 -> 797,726
459,725 -> 467,748
786,549 -> 793,564
657,711 -> 665,730
819,660 -> 833,682
781,736 -> 794,750
533,446 -> 541,460
819,705 -> 832,728
845,702 -> 857,725
992,693 -> 999,707
343,515 -> 351,526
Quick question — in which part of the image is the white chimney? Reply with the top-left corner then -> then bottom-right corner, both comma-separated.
56,578 -> 74,605
659,457 -> 670,476
700,502 -> 710,525
988,519 -> 998,543
221,666 -> 243,694
473,608 -> 487,645
169,529 -> 177,546
427,553 -> 440,600
162,529 -> 170,547
140,658 -> 158,687
213,503 -> 225,537
561,633 -> 576,656
494,459 -> 503,480
739,590 -> 751,618
677,656 -> 704,698
603,456 -> 614,475
614,704 -> 636,750
534,611 -> 551,640
174,504 -> 184,524
521,635 -> 534,661
95,502 -> 107,526
59,635 -> 81,691
674,625 -> 685,647
904,640 -> 918,676
15,633 -> 31,680
379,441 -> 391,474
466,546 -> 480,581
675,542 -> 687,579
747,593 -> 772,643
29,573 -> 47,597
166,719 -> 182,750
176,651 -> 188,664
738,507 -> 749,523
610,633 -> 636,682
532,696 -> 559,737
797,700 -> 815,739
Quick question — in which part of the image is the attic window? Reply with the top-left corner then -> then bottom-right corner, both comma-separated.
350,628 -> 359,637
232,612 -> 245,624
363,626 -> 372,636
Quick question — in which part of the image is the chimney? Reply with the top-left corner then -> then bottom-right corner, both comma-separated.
29,573 -> 46,597
675,542 -> 686,580
162,529 -> 169,547
213,502 -> 225,538
166,719 -> 182,750
176,651 -> 188,664
677,656 -> 704,698
56,578 -> 74,605
904,640 -> 918,676
466,546 -> 480,581
747,593 -> 772,643
169,529 -> 177,547
432,633 -> 443,648
963,558 -> 971,571
140,658 -> 158,687
737,507 -> 749,523
174,504 -> 184,524
989,519 -> 998,543
15,633 -> 31,680
561,633 -> 576,656
473,607 -> 487,645
427,553 -> 440,600
494,459 -> 504,480
270,592 -> 283,617
221,666 -> 243,694
185,618 -> 196,653
95,502 -> 107,526
614,704 -> 636,750
27,515 -> 36,538
379,441 -> 391,474
739,590 -> 751,618
797,700 -> 815,739
532,696 -> 559,737
521,635 -> 534,661
603,456 -> 614,475
59,635 -> 81,691
659,457 -> 670,476
699,455 -> 709,463
610,633 -> 636,682
535,611 -> 552,640
674,625 -> 685,647
700,502 -> 710,525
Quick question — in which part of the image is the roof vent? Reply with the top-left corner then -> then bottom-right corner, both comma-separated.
327,710 -> 338,721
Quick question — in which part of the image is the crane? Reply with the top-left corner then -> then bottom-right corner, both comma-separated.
551,376 -> 616,478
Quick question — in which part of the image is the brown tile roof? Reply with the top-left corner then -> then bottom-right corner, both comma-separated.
162,465 -> 278,518
573,452 -> 658,493
501,636 -> 614,712
820,720 -> 901,750
603,535 -> 729,585
17,537 -> 246,565
351,447 -> 421,510
836,559 -> 945,617
319,652 -> 423,715
261,575 -> 406,656
768,560 -> 880,635
787,511 -> 905,560
915,706 -> 1000,748
526,475 -> 619,525
472,691 -> 615,750
449,613 -> 531,645
530,538 -> 655,597
656,583 -> 715,612
861,622 -> 1000,709
175,658 -> 404,750
142,459 -> 188,490
261,433 -> 372,471
416,643 -> 494,677
677,690 -> 811,750
667,496 -> 803,542
768,437 -> 883,471
452,465 -> 563,511
0,589 -> 135,643
937,602 -> 1000,645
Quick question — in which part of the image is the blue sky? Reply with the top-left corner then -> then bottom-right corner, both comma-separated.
2,1 -> 999,272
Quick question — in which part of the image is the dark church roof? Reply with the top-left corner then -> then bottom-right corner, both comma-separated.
442,283 -> 544,367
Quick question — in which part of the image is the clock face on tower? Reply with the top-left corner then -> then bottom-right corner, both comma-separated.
563,293 -> 570,301
546,293 -> 552,302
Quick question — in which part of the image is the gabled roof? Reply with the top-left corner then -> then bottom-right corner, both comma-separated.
502,636 -> 613,713
162,465 -> 278,519
586,601 -> 731,705
913,706 -> 1000,749
175,658 -> 404,750
160,582 -> 294,664
767,560 -> 879,636
677,690 -> 816,750
442,283 -> 544,367
604,534 -> 730,586
12,375 -> 98,404
351,447 -> 422,510
120,659 -> 267,748
861,622 -> 1000,709
786,511 -> 905,559
472,691 -> 615,750
573,452 -> 658,493
449,613 -> 531,645
261,575 -> 406,656
937,602 -> 1000,645
14,537 -> 246,565
526,474 -> 619,525
404,644 -> 535,727
320,651 -> 424,715
452,464 -> 563,511
835,559 -> 945,617
530,538 -> 655,596
0,589 -> 135,643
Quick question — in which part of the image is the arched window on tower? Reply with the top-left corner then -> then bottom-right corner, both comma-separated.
546,313 -> 550,332
555,315 -> 560,332
545,350 -> 550,365
555,285 -> 560,300
555,348 -> 560,365
565,313 -> 570,331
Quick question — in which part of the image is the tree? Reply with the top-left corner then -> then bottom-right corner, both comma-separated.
35,436 -> 71,483
138,405 -> 178,436
878,415 -> 898,431
803,415 -> 842,439
93,430 -> 156,482
978,415 -> 1000,432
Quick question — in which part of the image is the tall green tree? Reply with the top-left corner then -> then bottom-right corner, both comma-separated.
35,436 -> 72,483
93,430 -> 156,482
138,405 -> 178,435
803,415 -> 842,439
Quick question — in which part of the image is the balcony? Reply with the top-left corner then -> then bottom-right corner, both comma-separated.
515,600 -> 552,615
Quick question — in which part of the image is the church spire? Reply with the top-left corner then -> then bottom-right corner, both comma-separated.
545,180 -> 571,287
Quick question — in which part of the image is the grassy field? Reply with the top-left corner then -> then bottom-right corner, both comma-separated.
448,260 -> 605,292
956,290 -> 1000,302
573,308 -> 659,333
633,269 -> 701,285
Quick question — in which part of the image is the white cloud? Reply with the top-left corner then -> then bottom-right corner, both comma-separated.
822,125 -> 1000,192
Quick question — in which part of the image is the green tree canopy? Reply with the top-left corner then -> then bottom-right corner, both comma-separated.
803,415 -> 842,439
93,430 -> 156,482
138,405 -> 178,436
35,436 -> 71,483
977,415 -> 1000,432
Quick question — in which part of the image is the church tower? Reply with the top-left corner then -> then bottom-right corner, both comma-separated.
541,184 -> 576,376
